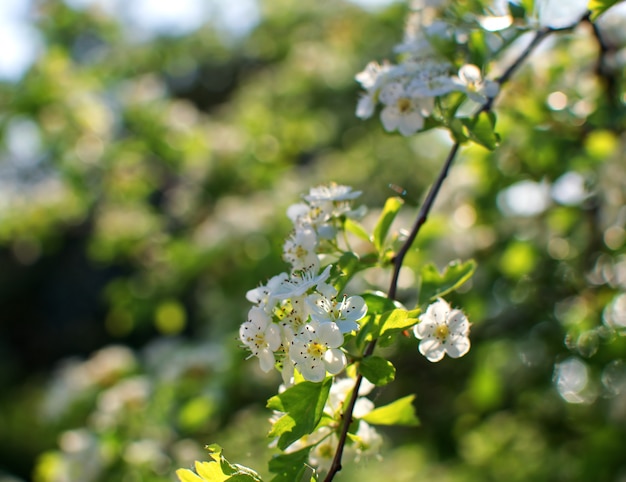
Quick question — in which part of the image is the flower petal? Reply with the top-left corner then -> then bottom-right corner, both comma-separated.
317,322 -> 345,348
446,336 -> 470,358
258,348 -> 276,372
419,338 -> 446,362
447,309 -> 469,335
323,348 -> 347,375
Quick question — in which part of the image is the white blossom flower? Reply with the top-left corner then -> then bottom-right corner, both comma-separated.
353,421 -> 383,461
413,298 -> 470,362
355,61 -> 389,91
379,81 -> 433,136
240,308 -> 282,372
356,92 -> 377,120
290,321 -> 347,382
307,294 -> 368,334
304,183 -> 362,203
276,295 -> 310,343
452,64 -> 499,103
273,265 -> 332,300
286,201 -> 337,238
406,59 -> 456,97
246,272 -> 289,313
283,227 -> 318,271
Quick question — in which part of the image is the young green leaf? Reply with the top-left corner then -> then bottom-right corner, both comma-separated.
344,218 -> 372,244
359,356 -> 396,386
378,309 -> 420,338
269,446 -> 313,482
360,292 -> 399,315
373,196 -> 404,253
588,0 -> 620,19
176,446 -> 263,482
176,467 -> 208,482
267,379 -> 332,450
418,259 -> 477,306
462,111 -> 499,150
334,251 -> 375,293
361,395 -> 420,427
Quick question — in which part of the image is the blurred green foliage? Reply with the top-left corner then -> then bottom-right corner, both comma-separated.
0,0 -> 625,481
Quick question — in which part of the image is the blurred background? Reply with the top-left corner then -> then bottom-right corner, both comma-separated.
1,0 -> 626,481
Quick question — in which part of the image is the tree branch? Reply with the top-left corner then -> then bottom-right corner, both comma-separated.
324,12 -> 593,482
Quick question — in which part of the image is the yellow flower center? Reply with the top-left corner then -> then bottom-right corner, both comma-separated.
435,324 -> 449,340
397,98 -> 412,113
254,333 -> 267,347
307,342 -> 326,358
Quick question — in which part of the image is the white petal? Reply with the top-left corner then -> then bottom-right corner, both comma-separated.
428,299 -> 451,323
398,112 -> 424,136
323,348 -> 347,375
380,105 -> 401,132
459,64 -> 482,84
316,282 -> 338,299
356,94 -> 376,119
379,82 -> 403,105
317,322 -> 344,348
248,307 -> 270,328
353,398 -> 374,418
413,321 -> 434,339
299,360 -> 327,382
336,320 -> 360,334
419,338 -> 446,362
258,348 -> 276,372
446,336 -> 470,358
447,310 -> 469,334
342,296 -> 367,322
266,323 -> 282,351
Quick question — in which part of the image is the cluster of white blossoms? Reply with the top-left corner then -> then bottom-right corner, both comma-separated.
240,183 -> 368,384
356,10 -> 498,136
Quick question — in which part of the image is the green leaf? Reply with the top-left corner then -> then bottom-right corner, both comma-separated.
588,0 -> 620,19
462,111 -> 499,150
344,218 -> 371,244
334,251 -> 371,293
359,356 -> 396,386
296,465 -> 317,482
269,446 -> 313,481
418,259 -> 477,306
176,446 -> 263,482
176,468 -> 208,482
361,395 -> 420,427
449,118 -> 469,144
508,0 -> 530,19
373,196 -> 404,253
267,379 -> 332,450
355,292 -> 399,347
360,292 -> 398,315
378,309 -> 420,338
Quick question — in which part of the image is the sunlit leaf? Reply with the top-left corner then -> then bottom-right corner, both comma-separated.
462,111 -> 499,150
361,395 -> 420,426
588,0 -> 618,19
359,356 -> 396,386
378,309 -> 420,338
269,446 -> 313,482
373,196 -> 404,253
344,218 -> 371,244
176,468 -> 208,482
176,446 -> 262,482
267,379 -> 332,450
